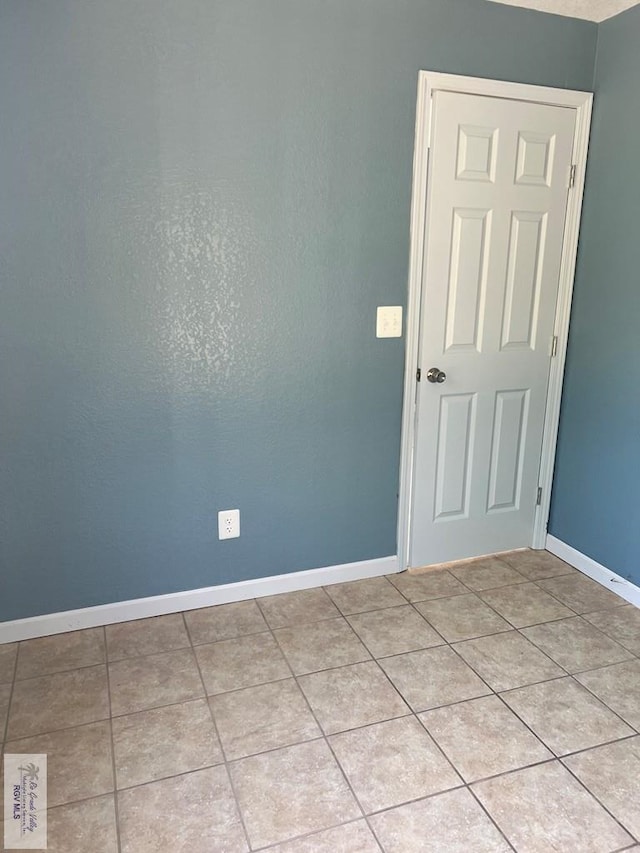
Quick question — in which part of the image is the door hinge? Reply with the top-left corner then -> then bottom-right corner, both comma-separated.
568,164 -> 577,188
536,486 -> 543,506
416,367 -> 421,382
551,335 -> 558,357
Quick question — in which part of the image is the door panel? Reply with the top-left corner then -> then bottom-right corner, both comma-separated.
434,392 -> 476,520
445,208 -> 491,352
409,90 -> 576,567
486,389 -> 529,513
501,211 -> 547,350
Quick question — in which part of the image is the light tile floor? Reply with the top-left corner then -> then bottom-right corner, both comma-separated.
1,550 -> 640,851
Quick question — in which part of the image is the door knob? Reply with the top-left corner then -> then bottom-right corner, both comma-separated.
426,367 -> 447,384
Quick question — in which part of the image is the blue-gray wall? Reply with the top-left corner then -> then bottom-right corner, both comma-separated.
0,0 -> 596,621
549,5 -> 640,585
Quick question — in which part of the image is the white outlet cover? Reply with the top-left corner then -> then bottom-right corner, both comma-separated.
218,509 -> 240,540
376,306 -> 403,338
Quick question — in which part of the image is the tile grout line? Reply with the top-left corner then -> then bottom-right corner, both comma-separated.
4,564 -> 639,850
8,624 -> 638,820
470,751 -> 637,850
257,590 -> 470,850
7,596 -> 637,738
184,610 -> 254,853
513,619 -> 636,681
490,688 -> 637,776
1,641 -> 19,744
437,620 -> 638,759
558,731 -> 639,763
572,672 -> 640,735
437,630 -> 640,848
259,581 -> 517,850
564,674 -> 640,737
103,626 -> 123,853
250,817 -> 383,852
419,688 -> 552,782
560,747 -> 639,845
342,576 -> 640,845
255,595 -> 382,850
390,565 -> 590,647
466,784 -> 518,852
526,578 -> 630,621
401,713 -> 519,851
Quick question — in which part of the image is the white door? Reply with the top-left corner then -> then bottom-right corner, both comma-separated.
409,90 -> 576,568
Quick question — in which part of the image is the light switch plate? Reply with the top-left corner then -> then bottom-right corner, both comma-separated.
376,306 -> 403,338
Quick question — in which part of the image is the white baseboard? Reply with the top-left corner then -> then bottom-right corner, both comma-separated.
546,535 -> 640,608
0,555 -> 399,644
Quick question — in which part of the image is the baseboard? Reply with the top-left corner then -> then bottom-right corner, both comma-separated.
546,535 -> 640,608
0,555 -> 399,644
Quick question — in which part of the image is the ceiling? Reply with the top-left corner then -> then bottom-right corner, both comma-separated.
487,0 -> 640,21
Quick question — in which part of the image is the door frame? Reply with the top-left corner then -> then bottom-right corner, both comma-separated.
397,71 -> 593,571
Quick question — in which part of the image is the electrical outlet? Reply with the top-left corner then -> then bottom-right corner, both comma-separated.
218,509 -> 240,540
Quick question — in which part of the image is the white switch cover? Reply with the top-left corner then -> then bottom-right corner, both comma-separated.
376,306 -> 403,338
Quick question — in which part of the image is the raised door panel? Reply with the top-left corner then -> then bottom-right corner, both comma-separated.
486,390 -> 530,513
434,393 -> 477,521
444,209 -> 492,353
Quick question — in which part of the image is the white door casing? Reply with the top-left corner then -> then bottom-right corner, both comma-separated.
398,74 -> 592,570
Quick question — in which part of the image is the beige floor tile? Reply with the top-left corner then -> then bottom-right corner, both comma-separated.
105,614 -> 189,660
7,665 -> 109,739
379,646 -> 491,712
266,820 -> 380,852
194,632 -> 289,695
563,737 -> 640,839
369,787 -> 511,853
538,573 -> 625,614
522,616 -> 633,673
347,605 -> 443,658
184,600 -> 267,644
448,556 -> 527,591
472,761 -> 633,853
480,583 -> 574,628
118,766 -> 247,853
0,643 -> 17,684
421,695 -> 552,782
274,618 -> 370,674
499,549 -> 575,581
329,716 -> 460,813
325,577 -> 405,615
453,631 -> 564,692
501,676 -> 633,756
622,635 -> 640,655
298,661 -> 409,734
576,659 -> 640,729
230,739 -> 359,848
387,570 -> 467,602
210,678 -> 320,760
5,720 -> 113,807
47,795 -> 118,853
112,698 -> 222,788
258,588 -> 339,628
16,629 -> 105,679
108,649 -> 203,716
584,603 -> 640,645
0,683 -> 10,736
415,593 -> 511,642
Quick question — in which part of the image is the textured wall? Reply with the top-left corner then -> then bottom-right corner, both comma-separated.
549,4 -> 640,584
0,0 -> 596,620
